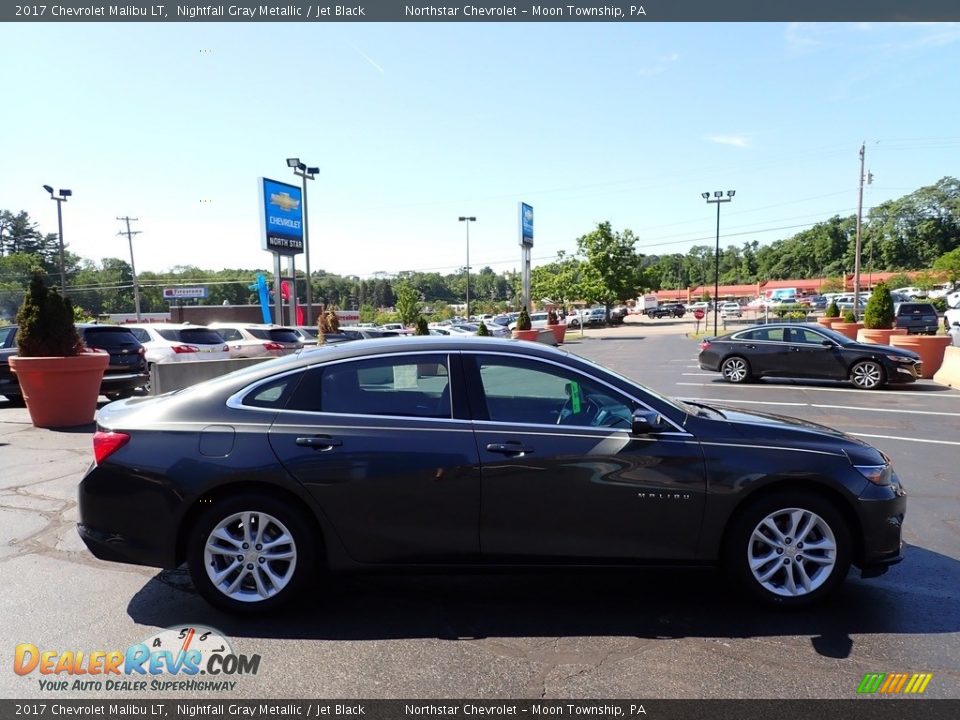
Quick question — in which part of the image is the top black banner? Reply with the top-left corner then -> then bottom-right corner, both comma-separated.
4,1 -> 960,23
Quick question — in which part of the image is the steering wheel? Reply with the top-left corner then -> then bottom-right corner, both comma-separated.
556,394 -> 602,426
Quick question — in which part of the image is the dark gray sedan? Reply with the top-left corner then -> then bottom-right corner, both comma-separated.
79,337 -> 906,613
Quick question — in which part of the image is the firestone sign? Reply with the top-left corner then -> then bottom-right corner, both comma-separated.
163,287 -> 207,300
258,177 -> 304,256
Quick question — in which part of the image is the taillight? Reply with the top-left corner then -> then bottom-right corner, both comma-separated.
222,345 -> 229,352
93,431 -> 130,464
263,342 -> 285,351
138,347 -> 145,355
171,344 -> 199,354
699,340 -> 712,351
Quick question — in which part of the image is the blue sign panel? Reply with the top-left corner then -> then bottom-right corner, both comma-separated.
259,177 -> 304,256
520,202 -> 534,247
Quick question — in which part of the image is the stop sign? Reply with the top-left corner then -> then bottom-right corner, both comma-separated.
693,309 -> 705,320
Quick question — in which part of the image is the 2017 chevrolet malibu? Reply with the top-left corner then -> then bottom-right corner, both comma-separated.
78,337 -> 905,613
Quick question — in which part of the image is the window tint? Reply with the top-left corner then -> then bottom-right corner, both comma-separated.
0,326 -> 17,346
216,328 -> 243,341
242,373 -> 303,409
157,328 -> 226,344
128,328 -> 151,343
82,327 -> 140,348
474,355 -> 632,429
737,327 -> 785,342
290,355 -> 451,418
789,328 -> 828,345
248,328 -> 300,343
897,303 -> 936,315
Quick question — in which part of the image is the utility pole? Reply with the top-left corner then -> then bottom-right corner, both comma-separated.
117,216 -> 143,321
853,144 -> 873,320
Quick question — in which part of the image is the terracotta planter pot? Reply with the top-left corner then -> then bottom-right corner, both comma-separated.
857,328 -> 908,345
817,316 -> 843,328
831,321 -> 864,340
890,335 -> 952,379
549,324 -> 567,344
511,329 -> 539,342
9,352 -> 109,428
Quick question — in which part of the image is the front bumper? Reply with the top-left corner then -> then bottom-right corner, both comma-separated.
854,475 -> 907,575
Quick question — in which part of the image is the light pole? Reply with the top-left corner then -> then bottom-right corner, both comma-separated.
43,185 -> 72,292
702,190 -> 735,332
459,216 -> 476,319
286,158 -> 319,325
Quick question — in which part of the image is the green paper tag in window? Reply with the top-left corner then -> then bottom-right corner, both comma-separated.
570,381 -> 582,413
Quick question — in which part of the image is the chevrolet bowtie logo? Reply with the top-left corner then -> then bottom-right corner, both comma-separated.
270,192 -> 299,212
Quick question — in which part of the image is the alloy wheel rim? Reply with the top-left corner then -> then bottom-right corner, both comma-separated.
723,359 -> 748,382
747,507 -> 837,597
204,511 -> 297,602
852,362 -> 881,388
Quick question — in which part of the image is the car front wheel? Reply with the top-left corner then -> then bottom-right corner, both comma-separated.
187,493 -> 315,614
721,356 -> 751,383
850,360 -> 885,390
726,492 -> 851,607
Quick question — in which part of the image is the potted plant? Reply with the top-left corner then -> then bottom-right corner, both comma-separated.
9,269 -> 108,428
546,309 -> 566,344
858,282 -> 906,344
475,321 -> 490,336
415,316 -> 430,336
511,307 -> 538,341
832,308 -> 863,341
817,299 -> 842,328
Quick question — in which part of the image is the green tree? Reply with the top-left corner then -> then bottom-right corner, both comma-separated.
575,222 -> 644,317
863,281 -> 894,329
394,282 -> 421,326
933,248 -> 960,285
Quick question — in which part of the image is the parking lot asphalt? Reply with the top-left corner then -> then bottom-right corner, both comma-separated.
1,320 -> 958,700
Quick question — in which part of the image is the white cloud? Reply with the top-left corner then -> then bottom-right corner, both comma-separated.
637,52 -> 680,77
707,135 -> 749,148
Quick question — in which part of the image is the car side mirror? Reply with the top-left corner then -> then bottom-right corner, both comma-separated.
821,340 -> 834,347
631,409 -> 668,435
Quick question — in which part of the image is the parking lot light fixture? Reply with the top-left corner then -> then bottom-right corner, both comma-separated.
459,216 -> 476,319
289,158 -> 318,325
703,189 -> 735,332
43,185 -> 72,292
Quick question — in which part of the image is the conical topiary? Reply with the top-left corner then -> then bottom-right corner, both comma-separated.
415,317 -> 429,335
476,321 -> 490,336
15,268 -> 82,357
863,282 -> 895,330
516,307 -> 532,331
825,300 -> 840,318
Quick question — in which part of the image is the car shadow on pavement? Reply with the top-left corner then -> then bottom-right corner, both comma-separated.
127,543 -> 958,658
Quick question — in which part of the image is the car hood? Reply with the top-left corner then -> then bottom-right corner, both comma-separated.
842,341 -> 920,359
684,400 -> 886,465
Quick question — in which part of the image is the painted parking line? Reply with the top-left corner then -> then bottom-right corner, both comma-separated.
850,433 -> 960,447
686,397 -> 960,418
675,382 -> 960,399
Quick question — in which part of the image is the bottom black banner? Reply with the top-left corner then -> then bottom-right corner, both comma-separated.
1,700 -> 959,720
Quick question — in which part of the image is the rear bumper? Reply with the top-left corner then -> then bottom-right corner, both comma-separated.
100,371 -> 149,393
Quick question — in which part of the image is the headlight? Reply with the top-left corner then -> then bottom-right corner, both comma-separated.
855,463 -> 892,486
885,354 -> 915,363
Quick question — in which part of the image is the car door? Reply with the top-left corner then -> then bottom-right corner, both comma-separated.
463,352 -> 706,561
266,351 -> 481,563
785,327 -> 848,379
727,328 -> 782,376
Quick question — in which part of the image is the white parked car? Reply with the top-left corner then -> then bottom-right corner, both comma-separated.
508,311 -> 555,331
719,302 -> 742,317
946,290 -> 960,309
125,324 -> 230,366
892,286 -> 923,298
207,323 -> 303,359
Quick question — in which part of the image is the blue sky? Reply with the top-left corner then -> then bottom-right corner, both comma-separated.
2,22 -> 959,278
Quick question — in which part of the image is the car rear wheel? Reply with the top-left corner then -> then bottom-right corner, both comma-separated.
187,493 -> 315,614
726,492 -> 851,607
850,360 -> 885,390
721,356 -> 751,383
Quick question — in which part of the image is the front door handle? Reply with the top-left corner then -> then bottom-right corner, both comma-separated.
486,442 -> 533,456
296,435 -> 342,450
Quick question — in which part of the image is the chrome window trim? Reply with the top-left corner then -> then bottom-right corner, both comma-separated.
464,350 -> 692,436
699,441 -> 844,458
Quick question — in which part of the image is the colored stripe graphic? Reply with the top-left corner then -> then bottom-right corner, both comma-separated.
858,672 -> 933,694
857,673 -> 885,694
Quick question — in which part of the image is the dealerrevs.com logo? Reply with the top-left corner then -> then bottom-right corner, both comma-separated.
857,672 -> 934,695
14,625 -> 260,692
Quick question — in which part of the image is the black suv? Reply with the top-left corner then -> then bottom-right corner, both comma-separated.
646,303 -> 686,319
894,303 -> 939,335
0,324 -> 148,403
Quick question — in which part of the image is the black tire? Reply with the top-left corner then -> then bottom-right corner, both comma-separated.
4,394 -> 26,407
724,490 -> 852,608
105,389 -> 135,402
721,356 -> 752,384
849,360 -> 885,390
186,492 -> 316,614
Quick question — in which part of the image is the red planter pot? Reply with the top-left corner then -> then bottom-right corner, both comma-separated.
549,324 -> 567,344
817,316 -> 843,328
831,321 -> 864,340
9,352 -> 109,428
856,328 -> 907,345
890,335 -> 952,379
511,329 -> 540,342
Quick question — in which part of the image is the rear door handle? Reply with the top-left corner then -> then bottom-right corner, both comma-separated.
296,435 -> 342,450
486,442 -> 533,456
